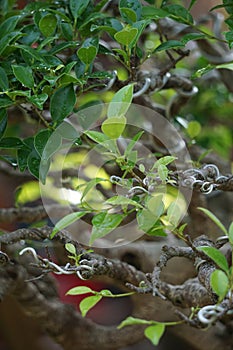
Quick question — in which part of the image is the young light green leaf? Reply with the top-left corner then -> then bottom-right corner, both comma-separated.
229,222 -> 233,245
114,27 -> 138,46
167,202 -> 182,228
105,195 -> 143,209
39,14 -> 57,37
66,286 -> 94,296
152,156 -> 177,169
99,289 -> 113,297
187,121 -> 201,139
12,65 -> 34,89
197,246 -> 229,273
101,115 -> 127,138
51,212 -> 88,238
77,38 -> 99,65
147,195 -> 165,218
198,207 -> 228,235
84,130 -> 118,153
118,316 -> 152,329
50,83 -> 76,122
79,295 -> 102,317
210,269 -> 229,301
65,243 -> 76,255
157,164 -> 168,182
216,62 -> 233,70
137,209 -> 165,235
144,324 -> 165,346
89,212 -> 124,245
107,84 -> 133,118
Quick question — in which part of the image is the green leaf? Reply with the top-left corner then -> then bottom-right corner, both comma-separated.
114,27 -> 138,46
12,65 -> 34,89
18,44 -> 44,63
39,14 -> 57,37
56,121 -> 79,140
0,66 -> 9,91
66,286 -> 94,295
79,295 -> 102,317
0,31 -> 23,55
197,246 -> 229,273
77,37 -> 99,65
50,84 -> 76,122
119,0 -> 142,23
84,130 -> 118,153
40,132 -> 62,161
0,109 -> 7,140
69,0 -> 91,20
187,121 -> 201,139
130,20 -> 151,48
163,4 -> 193,24
0,96 -> 13,108
65,243 -> 76,255
124,131 -> 144,158
105,195 -> 143,209
27,150 -> 41,179
0,15 -> 21,36
28,93 -> 48,110
118,316 -> 151,329
89,212 -> 124,245
181,33 -> 205,44
198,207 -> 228,236
0,137 -> 23,149
154,40 -> 185,53
57,73 -> 81,87
210,269 -> 229,301
17,147 -> 31,172
229,222 -> 233,245
144,324 -> 165,346
141,7 -> 168,19
80,178 -> 108,201
188,0 -> 198,10
107,84 -> 133,118
34,129 -> 52,157
61,22 -> 73,41
51,212 -> 88,238
84,130 -> 109,143
101,115 -> 127,138
7,90 -> 31,100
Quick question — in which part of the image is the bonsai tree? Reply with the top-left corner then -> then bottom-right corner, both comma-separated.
0,0 -> 232,349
